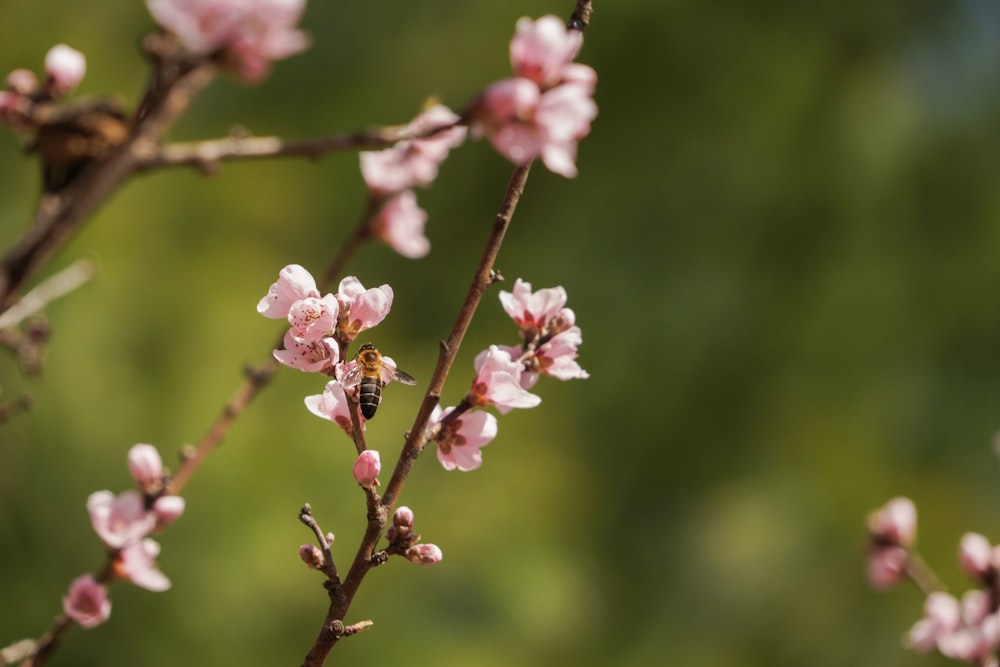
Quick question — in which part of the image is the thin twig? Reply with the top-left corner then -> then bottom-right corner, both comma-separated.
301,162 -> 532,667
0,259 -> 94,330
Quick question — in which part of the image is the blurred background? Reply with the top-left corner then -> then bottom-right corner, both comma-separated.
2,0 -> 1000,665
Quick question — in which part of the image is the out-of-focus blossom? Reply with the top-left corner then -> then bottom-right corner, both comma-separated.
907,592 -> 962,652
258,264 -> 320,319
430,405 -> 498,472
127,443 -> 164,490
287,294 -> 339,341
63,574 -> 111,629
866,545 -> 908,591
371,190 -> 429,259
305,380 -> 356,435
959,532 -> 994,580
117,538 -> 171,591
87,490 -> 157,549
146,0 -> 310,82
152,495 -> 186,528
404,543 -> 443,566
335,276 -> 393,341
274,329 -> 338,373
509,15 -> 582,88
360,104 -> 466,195
6,69 -> 38,95
43,44 -> 86,97
868,496 -> 917,547
352,450 -> 381,486
907,590 -> 1000,662
469,345 -> 541,413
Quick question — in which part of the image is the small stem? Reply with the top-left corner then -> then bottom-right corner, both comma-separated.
905,550 -> 946,596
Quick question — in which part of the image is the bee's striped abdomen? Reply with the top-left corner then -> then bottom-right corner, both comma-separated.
359,376 -> 382,419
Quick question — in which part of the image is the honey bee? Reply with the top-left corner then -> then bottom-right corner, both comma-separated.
341,343 -> 417,419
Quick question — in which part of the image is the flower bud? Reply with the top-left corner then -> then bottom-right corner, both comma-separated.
43,44 -> 86,97
300,544 -> 325,570
5,69 -> 37,95
128,443 -> 164,490
353,450 -> 381,486
393,506 -> 415,534
959,532 -> 993,579
404,543 -> 443,566
152,495 -> 185,528
867,496 -> 917,547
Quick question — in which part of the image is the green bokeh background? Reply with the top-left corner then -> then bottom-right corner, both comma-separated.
3,1 -> 1000,665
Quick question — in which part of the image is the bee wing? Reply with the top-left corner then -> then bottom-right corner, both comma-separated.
340,363 -> 363,389
380,356 -> 417,386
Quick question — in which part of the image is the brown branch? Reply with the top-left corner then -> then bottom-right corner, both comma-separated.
569,0 -> 594,30
0,45 -> 217,312
301,162 -> 532,667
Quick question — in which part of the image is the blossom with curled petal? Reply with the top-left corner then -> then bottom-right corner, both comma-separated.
87,490 -> 158,549
305,379 -> 356,435
273,329 -> 338,373
63,574 -> 111,628
258,264 -> 320,319
470,345 -> 540,413
117,538 -> 171,591
335,276 -> 393,341
430,405 -> 498,471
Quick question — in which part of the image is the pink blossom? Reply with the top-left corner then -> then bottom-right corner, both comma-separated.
335,276 -> 393,341
471,77 -> 597,178
359,104 -> 466,195
907,592 -> 962,652
499,278 -> 567,331
430,405 -> 498,472
287,294 -> 339,341
510,15 -> 582,88
470,345 -> 541,413
519,326 -> 589,390
273,329 -> 339,373
404,543 -> 443,566
304,380 -> 356,435
868,496 -> 917,547
43,44 -> 86,97
63,574 -> 111,629
372,190 -> 430,259
258,264 -> 320,319
146,0 -> 310,83
352,450 -> 381,486
866,545 -> 908,590
87,490 -> 157,549
117,538 -> 171,591
960,532 -> 994,579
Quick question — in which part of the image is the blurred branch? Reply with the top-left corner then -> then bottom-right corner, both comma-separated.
0,37 -> 216,313
0,259 -> 93,330
134,120 -> 464,174
0,394 -> 33,424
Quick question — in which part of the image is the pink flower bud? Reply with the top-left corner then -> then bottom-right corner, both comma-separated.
6,68 -> 38,95
960,532 -> 993,579
299,544 -> 325,570
353,450 -> 381,486
867,545 -> 908,590
404,543 -> 443,566
63,574 -> 111,629
152,495 -> 185,527
393,506 -> 415,533
43,44 -> 86,97
127,443 -> 164,489
868,496 -> 917,547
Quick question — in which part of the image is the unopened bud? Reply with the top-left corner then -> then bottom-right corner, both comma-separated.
300,544 -> 325,570
353,450 -> 381,486
404,543 -> 443,566
326,532 -> 336,545
152,495 -> 185,527
43,44 -> 86,97
128,443 -> 164,490
392,506 -> 414,535
959,532 -> 993,579
6,69 -> 37,95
